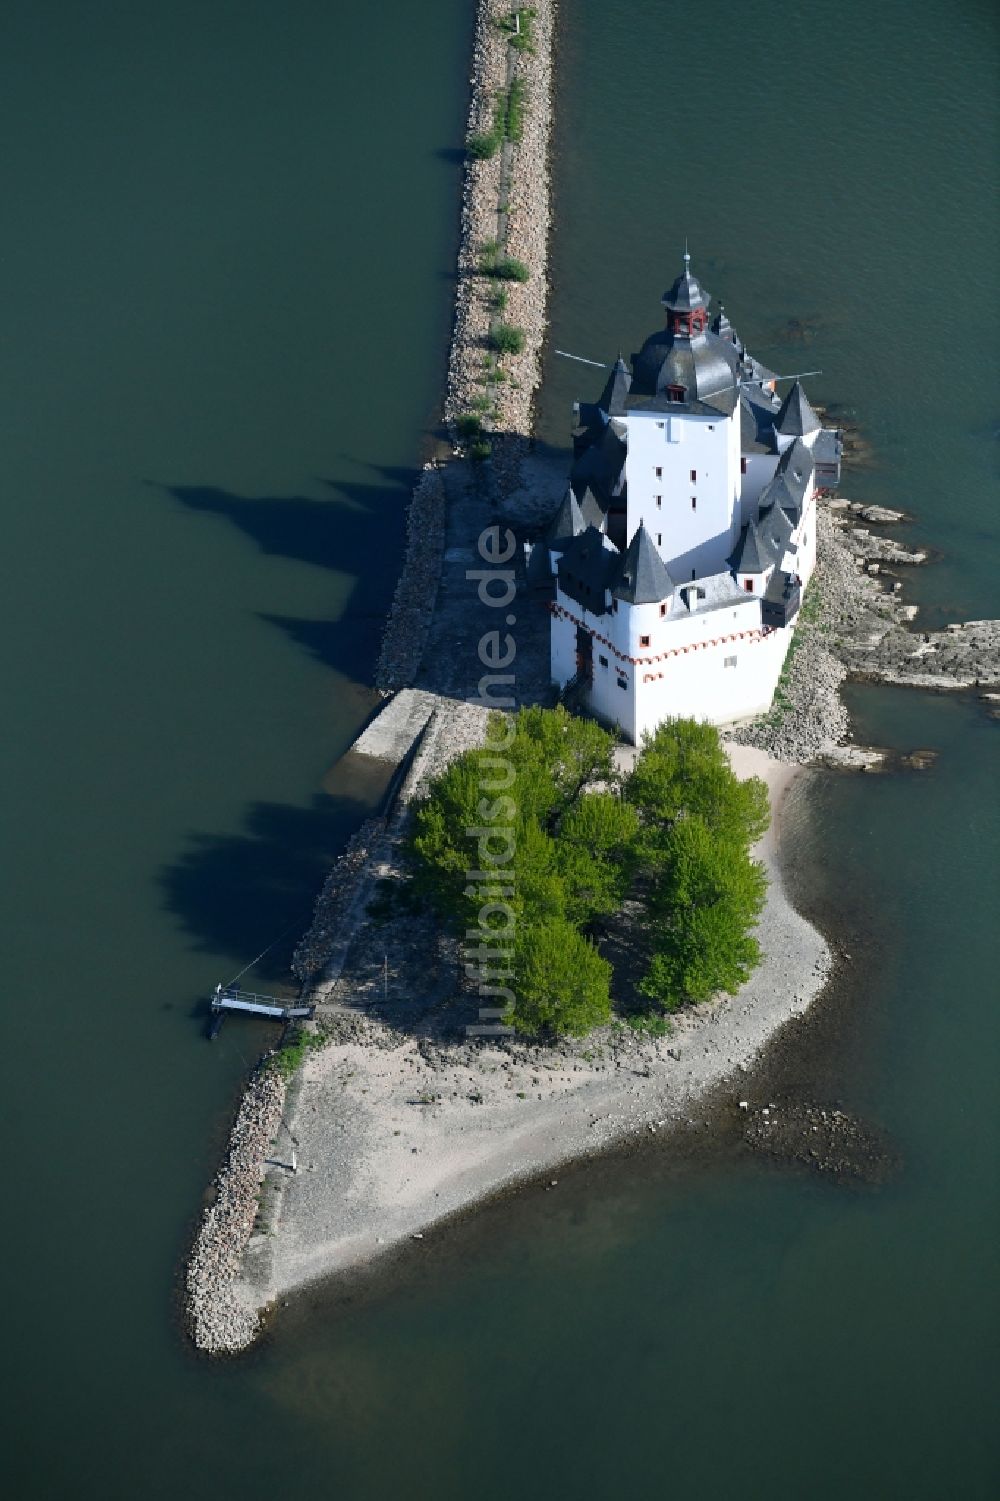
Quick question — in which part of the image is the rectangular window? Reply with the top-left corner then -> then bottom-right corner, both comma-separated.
639,634 -> 650,648
724,655 -> 737,668
691,496 -> 697,510
744,578 -> 754,592
655,495 -> 662,508
617,676 -> 628,690
740,457 -> 748,475
657,533 -> 663,547
598,654 -> 608,668
690,469 -> 697,483
655,466 -> 663,478
660,602 -> 667,617
691,569 -> 696,580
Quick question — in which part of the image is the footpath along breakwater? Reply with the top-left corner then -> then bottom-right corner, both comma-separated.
376,0 -> 556,693
186,0 -> 557,1354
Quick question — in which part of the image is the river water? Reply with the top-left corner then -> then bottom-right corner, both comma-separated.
1,2 -> 997,1497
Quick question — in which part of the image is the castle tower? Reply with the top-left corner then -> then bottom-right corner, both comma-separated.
623,252 -> 743,580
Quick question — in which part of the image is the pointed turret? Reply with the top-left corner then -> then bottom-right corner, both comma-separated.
774,379 -> 821,438
547,489 -> 586,547
728,519 -> 771,575
597,355 -> 632,417
662,249 -> 711,317
611,523 -> 674,604
578,486 -> 606,531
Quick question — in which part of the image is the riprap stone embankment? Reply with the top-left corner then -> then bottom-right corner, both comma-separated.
186,1067 -> 286,1355
730,501 -> 1000,765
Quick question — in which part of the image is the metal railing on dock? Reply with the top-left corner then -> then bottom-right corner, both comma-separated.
207,983 -> 314,1039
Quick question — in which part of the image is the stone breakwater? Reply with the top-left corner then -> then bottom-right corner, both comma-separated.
445,0 -> 554,448
186,1066 -> 286,1355
373,0 -> 555,694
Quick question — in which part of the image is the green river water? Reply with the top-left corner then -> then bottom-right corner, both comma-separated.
1,2 -> 996,1497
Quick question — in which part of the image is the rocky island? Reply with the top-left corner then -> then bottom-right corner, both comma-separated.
185,0 -> 1000,1355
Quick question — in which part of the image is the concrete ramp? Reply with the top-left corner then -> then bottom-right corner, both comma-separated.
350,689 -> 438,766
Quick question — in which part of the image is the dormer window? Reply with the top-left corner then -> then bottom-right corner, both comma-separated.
666,385 -> 685,403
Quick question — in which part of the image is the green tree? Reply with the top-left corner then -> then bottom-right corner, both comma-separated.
627,718 -> 769,854
509,704 -> 617,813
509,917 -> 611,1036
556,792 -> 639,922
640,817 -> 767,1008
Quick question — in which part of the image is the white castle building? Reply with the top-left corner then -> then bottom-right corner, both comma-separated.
539,253 -> 841,743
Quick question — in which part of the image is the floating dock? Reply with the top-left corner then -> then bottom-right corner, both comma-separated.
207,984 -> 314,1040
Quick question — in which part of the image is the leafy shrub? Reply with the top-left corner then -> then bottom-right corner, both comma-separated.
490,323 -> 526,355
468,131 -> 501,161
490,256 -> 530,282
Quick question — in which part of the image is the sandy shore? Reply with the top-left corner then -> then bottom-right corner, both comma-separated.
235,746 -> 829,1315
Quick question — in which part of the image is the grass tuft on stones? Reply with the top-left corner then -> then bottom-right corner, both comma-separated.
489,323 -> 526,355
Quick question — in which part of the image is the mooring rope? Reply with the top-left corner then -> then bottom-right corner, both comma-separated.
222,911 -> 310,989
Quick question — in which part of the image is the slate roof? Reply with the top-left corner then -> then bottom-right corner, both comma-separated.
729,519 -> 771,574
578,486 -> 607,530
813,426 -> 843,471
661,253 -> 711,313
570,423 -> 626,512
556,526 -> 617,615
740,394 -> 774,454
756,500 -> 796,560
546,489 -> 586,547
669,569 -> 749,618
763,567 -> 799,607
759,438 -> 814,514
775,379 -> 821,437
630,327 -> 739,404
597,355 -> 632,417
610,523 -> 673,604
